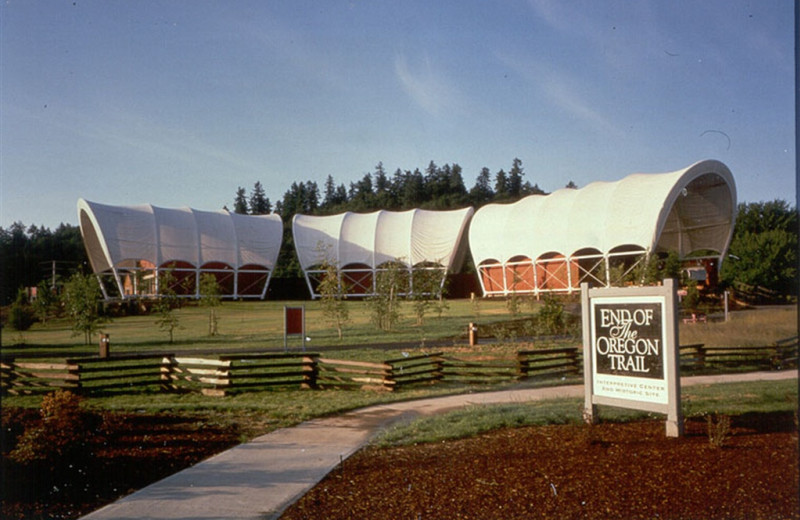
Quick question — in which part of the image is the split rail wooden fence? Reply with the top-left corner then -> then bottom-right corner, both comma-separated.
2,336 -> 796,397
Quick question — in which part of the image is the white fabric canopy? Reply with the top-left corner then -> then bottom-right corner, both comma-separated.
292,207 -> 474,271
469,160 -> 736,266
78,199 -> 283,299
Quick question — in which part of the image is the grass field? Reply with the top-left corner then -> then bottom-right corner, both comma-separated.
2,299 -> 796,439
3,298 -> 796,355
374,378 -> 799,447
2,298 -> 521,356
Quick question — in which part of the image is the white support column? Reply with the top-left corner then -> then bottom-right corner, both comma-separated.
260,271 -> 271,300
97,273 -> 110,301
566,256 -> 573,293
502,261 -> 509,296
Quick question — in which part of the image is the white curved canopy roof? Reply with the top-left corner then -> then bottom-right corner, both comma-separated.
78,199 -> 283,273
292,207 -> 474,272
469,160 -> 736,265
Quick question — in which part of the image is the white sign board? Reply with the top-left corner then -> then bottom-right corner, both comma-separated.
582,280 -> 683,437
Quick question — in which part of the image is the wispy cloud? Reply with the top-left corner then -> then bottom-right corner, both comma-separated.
527,0 -> 660,72
28,103 -> 264,176
394,53 -> 463,118
497,52 -> 623,137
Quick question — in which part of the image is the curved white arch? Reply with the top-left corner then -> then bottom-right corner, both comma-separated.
292,207 -> 474,298
469,159 -> 736,296
77,199 -> 282,300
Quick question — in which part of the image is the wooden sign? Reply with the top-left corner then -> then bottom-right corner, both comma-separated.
581,279 -> 683,437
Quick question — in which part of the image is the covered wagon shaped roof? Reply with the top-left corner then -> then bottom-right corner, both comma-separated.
469,160 -> 736,296
78,199 -> 282,299
292,207 -> 474,298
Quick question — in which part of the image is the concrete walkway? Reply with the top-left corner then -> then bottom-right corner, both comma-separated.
80,371 -> 796,520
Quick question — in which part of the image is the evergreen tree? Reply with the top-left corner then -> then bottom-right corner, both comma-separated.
390,168 -> 406,206
374,162 -> 394,208
279,181 -> 319,220
1,222 -> 86,305
322,175 -> 338,209
508,158 -> 525,197
233,187 -> 249,214
402,169 -> 425,208
305,181 -> 320,213
470,167 -> 495,206
522,181 -> 547,196
249,181 -> 272,215
494,169 -> 509,199
335,184 -> 348,206
445,163 -> 468,206
349,173 -> 375,211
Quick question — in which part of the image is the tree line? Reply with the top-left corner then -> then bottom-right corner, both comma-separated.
0,223 -> 87,305
238,158 -> 553,276
231,158 -> 551,220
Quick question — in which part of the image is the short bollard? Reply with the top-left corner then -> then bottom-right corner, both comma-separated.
468,322 -> 478,347
99,333 -> 110,358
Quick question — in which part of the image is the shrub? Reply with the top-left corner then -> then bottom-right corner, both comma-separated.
536,295 -> 565,335
9,390 -> 96,466
682,284 -> 701,313
9,288 -> 35,331
705,413 -> 731,449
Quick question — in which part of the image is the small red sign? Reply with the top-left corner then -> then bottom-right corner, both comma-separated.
285,307 -> 304,335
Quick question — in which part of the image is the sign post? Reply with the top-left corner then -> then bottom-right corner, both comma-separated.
582,279 -> 683,437
284,306 -> 306,352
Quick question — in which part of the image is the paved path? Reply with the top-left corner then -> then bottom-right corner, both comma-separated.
80,371 -> 796,520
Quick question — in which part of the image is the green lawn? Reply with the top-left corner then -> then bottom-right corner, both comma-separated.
2,299 -> 796,443
5,298 -> 795,356
374,378 -> 799,447
2,298 -> 521,356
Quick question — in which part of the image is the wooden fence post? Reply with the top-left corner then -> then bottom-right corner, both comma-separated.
696,344 -> 706,370
434,355 -> 445,382
302,354 -> 319,389
383,363 -> 395,390
0,358 -> 15,395
568,348 -> 580,376
468,322 -> 478,346
160,356 -> 176,392
516,352 -> 528,380
68,361 -> 82,394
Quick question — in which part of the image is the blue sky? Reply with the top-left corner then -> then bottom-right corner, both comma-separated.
1,0 -> 795,229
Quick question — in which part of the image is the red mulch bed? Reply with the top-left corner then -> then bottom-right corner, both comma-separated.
282,413 -> 799,520
2,408 -> 797,520
1,408 -> 242,520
